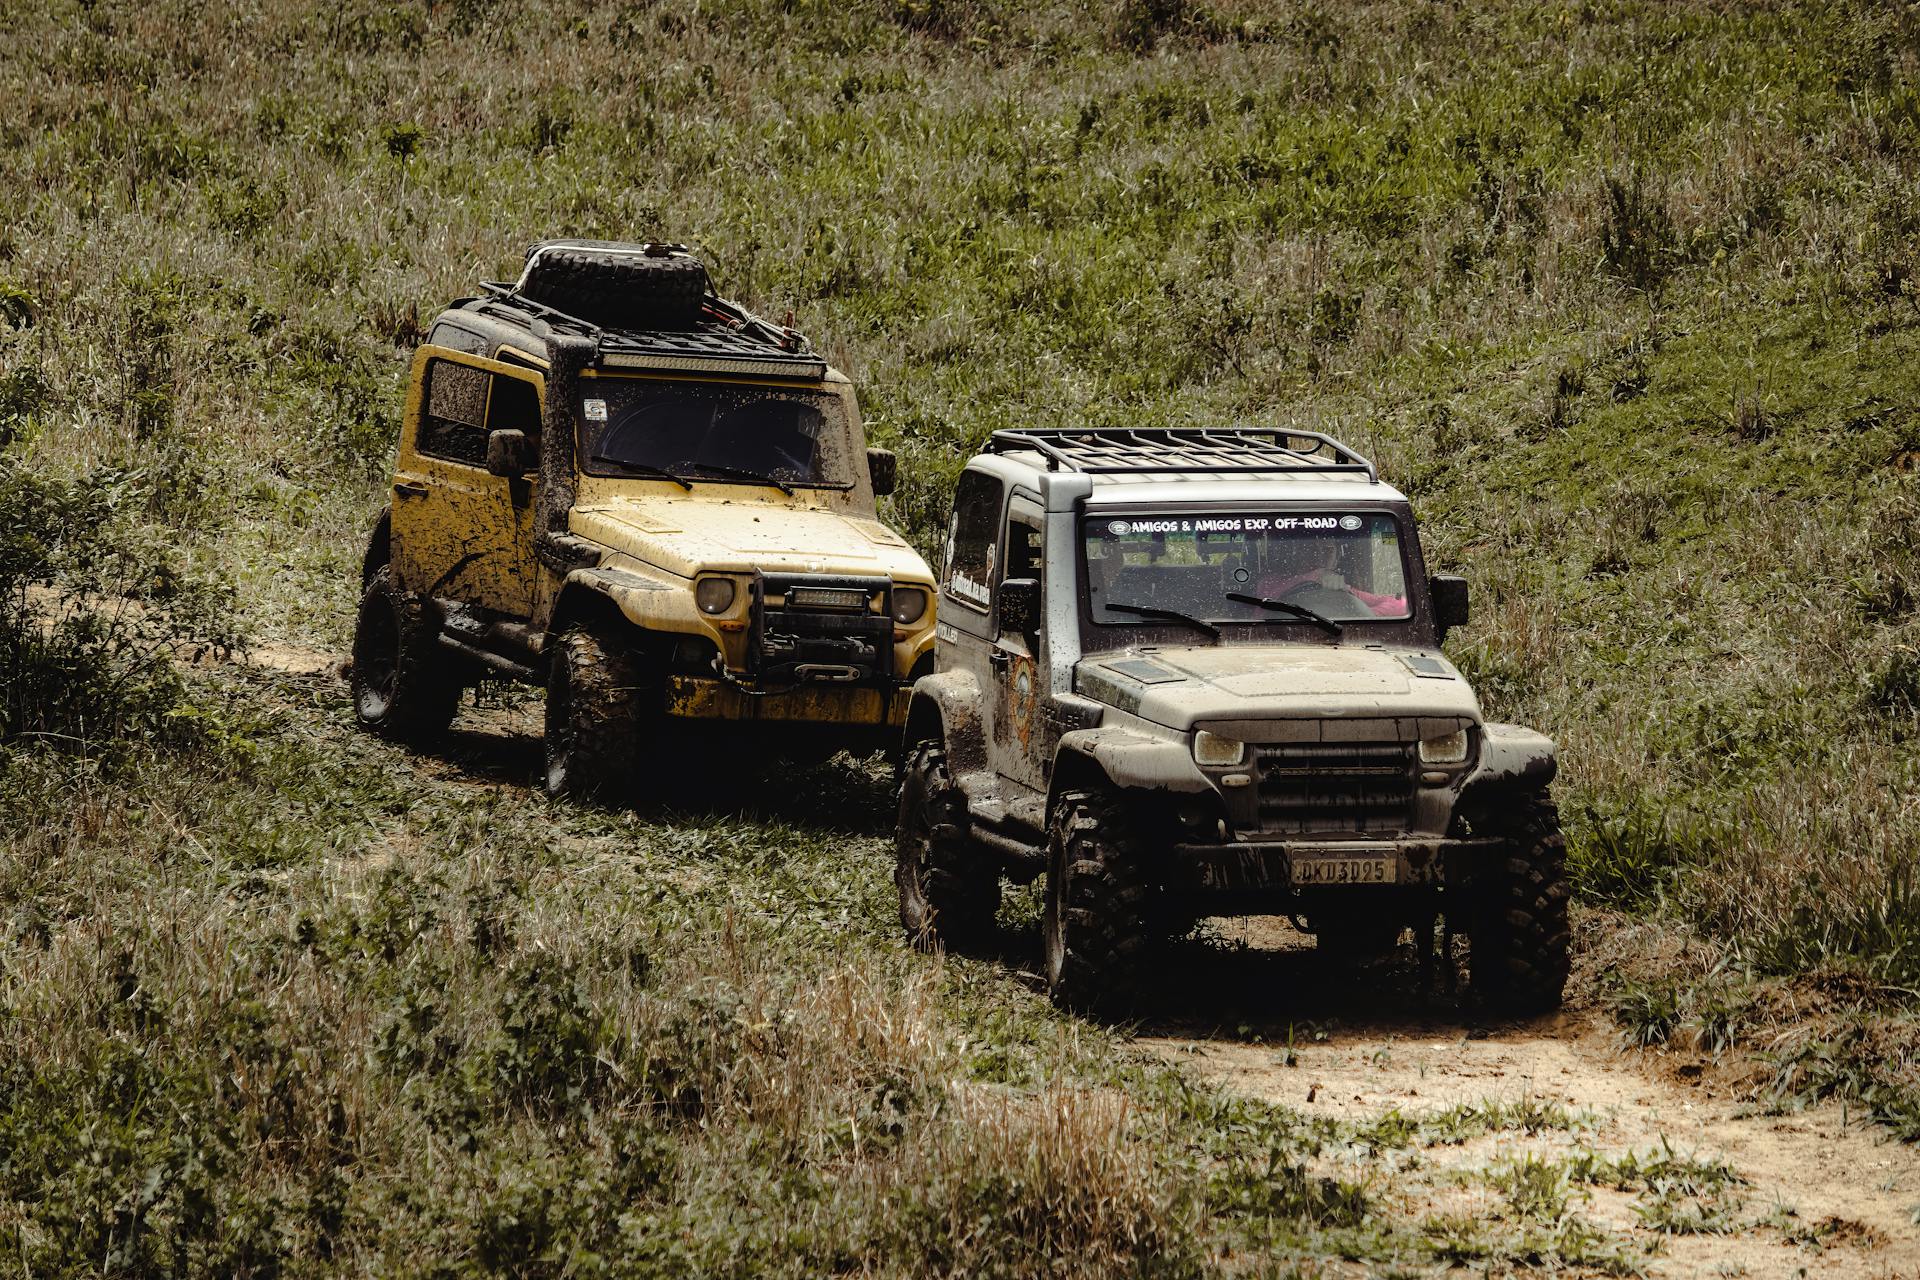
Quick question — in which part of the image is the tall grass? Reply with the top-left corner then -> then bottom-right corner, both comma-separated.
3,0 -> 1920,1266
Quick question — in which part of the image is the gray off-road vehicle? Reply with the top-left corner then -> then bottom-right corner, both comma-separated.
893,428 -> 1567,1014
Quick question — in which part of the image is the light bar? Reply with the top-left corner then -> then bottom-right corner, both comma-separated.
599,351 -> 828,380
786,587 -> 869,611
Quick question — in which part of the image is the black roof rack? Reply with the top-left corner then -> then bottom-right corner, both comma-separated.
985,427 -> 1377,482
469,283 -> 830,381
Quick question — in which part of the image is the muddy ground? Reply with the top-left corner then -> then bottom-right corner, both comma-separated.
1139,917 -> 1920,1279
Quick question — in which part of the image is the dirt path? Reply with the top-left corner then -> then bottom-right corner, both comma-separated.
1141,921 -> 1920,1279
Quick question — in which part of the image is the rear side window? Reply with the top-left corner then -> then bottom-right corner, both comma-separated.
418,360 -> 490,466
943,469 -> 1003,613
425,319 -> 489,354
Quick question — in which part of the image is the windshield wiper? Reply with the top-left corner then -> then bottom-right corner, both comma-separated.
688,460 -> 794,495
1103,600 -> 1220,641
1226,591 -> 1343,637
589,456 -> 693,490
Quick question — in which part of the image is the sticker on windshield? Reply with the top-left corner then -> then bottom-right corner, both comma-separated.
583,398 -> 607,422
1104,515 -> 1373,534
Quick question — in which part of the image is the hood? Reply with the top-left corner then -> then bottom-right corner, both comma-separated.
1074,643 -> 1483,734
571,493 -> 934,582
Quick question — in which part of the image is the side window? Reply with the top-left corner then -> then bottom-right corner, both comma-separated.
943,469 -> 1002,613
1005,511 -> 1042,582
488,373 -> 542,436
418,360 -> 490,467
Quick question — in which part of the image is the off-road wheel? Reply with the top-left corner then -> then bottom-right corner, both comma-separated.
519,247 -> 709,331
544,619 -> 645,802
350,566 -> 460,741
1044,788 -> 1155,1015
1467,795 -> 1572,1014
894,740 -> 1000,952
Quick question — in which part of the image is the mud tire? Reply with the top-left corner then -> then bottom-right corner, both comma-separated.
518,248 -> 709,332
544,619 -> 645,802
894,740 -> 1000,951
1044,788 -> 1155,1016
350,566 -> 461,742
1468,795 -> 1572,1014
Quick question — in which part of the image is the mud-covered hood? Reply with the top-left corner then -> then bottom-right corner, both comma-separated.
571,494 -> 934,582
1074,643 -> 1482,732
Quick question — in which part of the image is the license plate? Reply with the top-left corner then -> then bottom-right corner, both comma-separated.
1290,855 -> 1396,886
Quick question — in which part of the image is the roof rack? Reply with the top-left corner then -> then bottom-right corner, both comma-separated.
471,283 -> 830,381
986,427 -> 1377,482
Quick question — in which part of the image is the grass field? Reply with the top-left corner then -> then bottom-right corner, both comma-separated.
3,0 -> 1919,1272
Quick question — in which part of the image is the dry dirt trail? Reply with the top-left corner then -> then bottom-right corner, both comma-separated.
242,641 -> 1920,1276
1141,920 -> 1920,1279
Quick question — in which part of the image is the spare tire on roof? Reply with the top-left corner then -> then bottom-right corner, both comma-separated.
515,242 -> 710,332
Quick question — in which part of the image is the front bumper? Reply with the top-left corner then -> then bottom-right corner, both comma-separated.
1170,836 -> 1502,894
663,674 -> 910,728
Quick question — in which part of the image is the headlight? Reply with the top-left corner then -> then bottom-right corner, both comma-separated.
1193,730 -> 1245,767
695,577 -> 737,615
891,586 -> 929,625
1419,729 -> 1470,765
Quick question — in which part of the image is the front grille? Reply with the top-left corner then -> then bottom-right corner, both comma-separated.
1254,741 -> 1417,835
750,572 -> 894,686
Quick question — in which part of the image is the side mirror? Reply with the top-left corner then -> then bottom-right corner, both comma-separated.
867,447 -> 897,497
1430,574 -> 1470,636
998,577 -> 1041,635
486,428 -> 538,477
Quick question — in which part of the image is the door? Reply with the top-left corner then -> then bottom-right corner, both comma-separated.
984,495 -> 1048,794
391,350 -> 543,618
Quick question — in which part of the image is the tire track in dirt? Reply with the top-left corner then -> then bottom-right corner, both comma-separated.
1139,921 -> 1920,1279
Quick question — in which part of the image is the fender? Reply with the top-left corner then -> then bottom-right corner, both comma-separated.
1460,722 -> 1558,802
361,506 -> 392,590
1052,725 -> 1211,803
905,669 -> 986,774
550,565 -> 674,633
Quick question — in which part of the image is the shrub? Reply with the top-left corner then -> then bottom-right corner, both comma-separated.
0,458 -> 238,755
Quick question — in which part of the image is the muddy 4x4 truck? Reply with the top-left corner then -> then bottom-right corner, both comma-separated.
894,428 -> 1567,1014
350,241 -> 936,794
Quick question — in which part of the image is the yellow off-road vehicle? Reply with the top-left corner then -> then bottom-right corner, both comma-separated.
350,241 -> 937,796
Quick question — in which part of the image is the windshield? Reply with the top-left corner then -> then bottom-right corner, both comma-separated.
578,379 -> 845,486
1084,511 -> 1411,625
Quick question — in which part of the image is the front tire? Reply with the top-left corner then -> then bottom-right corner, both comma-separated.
544,620 -> 645,801
894,741 -> 1000,951
350,566 -> 460,741
1044,789 -> 1154,1015
1468,795 -> 1572,1014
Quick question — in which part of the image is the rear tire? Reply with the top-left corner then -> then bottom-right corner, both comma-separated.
544,619 -> 645,801
1468,795 -> 1571,1014
1044,789 -> 1155,1015
350,566 -> 460,742
894,741 -> 1000,951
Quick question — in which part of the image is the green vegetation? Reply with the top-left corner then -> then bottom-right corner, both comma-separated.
3,0 -> 1918,1272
